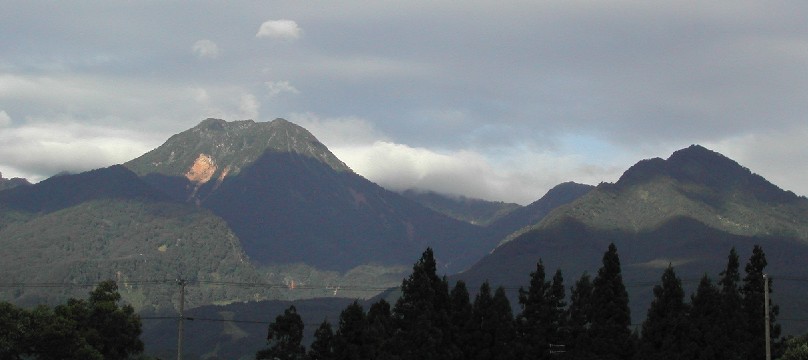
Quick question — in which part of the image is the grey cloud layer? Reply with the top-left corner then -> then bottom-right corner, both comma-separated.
2,1 -> 807,203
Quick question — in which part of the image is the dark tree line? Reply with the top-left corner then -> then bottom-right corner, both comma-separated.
0,280 -> 144,360
258,244 -> 786,360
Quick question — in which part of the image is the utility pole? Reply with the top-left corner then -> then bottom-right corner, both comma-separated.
764,274 -> 771,360
177,279 -> 186,360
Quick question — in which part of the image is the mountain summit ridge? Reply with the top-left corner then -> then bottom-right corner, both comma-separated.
126,118 -> 351,182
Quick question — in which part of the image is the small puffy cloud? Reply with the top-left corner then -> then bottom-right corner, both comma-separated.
0,110 -> 11,127
256,19 -> 302,40
265,80 -> 300,97
192,39 -> 220,59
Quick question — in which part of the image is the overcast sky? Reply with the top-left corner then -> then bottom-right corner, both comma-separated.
2,1 -> 807,204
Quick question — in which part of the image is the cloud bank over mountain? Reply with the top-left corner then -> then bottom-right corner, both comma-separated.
2,1 -> 808,203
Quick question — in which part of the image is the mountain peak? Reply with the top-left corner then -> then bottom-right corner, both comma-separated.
126,118 -> 352,181
614,144 -> 793,203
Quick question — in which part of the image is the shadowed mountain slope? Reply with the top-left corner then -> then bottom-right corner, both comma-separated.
458,145 -> 808,335
126,118 -> 489,273
0,165 -> 168,213
400,189 -> 521,226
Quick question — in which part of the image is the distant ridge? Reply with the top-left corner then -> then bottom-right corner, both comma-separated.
0,172 -> 30,192
0,165 -> 167,213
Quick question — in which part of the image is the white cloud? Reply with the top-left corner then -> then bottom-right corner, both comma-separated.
0,121 -> 156,181
288,113 -> 389,147
328,141 -> 612,205
0,110 -> 10,127
256,19 -> 302,40
705,126 -> 808,197
239,94 -> 260,119
192,39 -> 220,59
265,80 -> 300,97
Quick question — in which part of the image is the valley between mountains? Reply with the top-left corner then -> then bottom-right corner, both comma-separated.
2,118 -> 808,357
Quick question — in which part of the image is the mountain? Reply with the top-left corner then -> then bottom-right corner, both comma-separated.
126,118 -> 487,273
126,118 -> 351,204
400,189 -> 521,225
488,181 -> 594,244
0,172 -> 30,192
0,165 -> 168,213
458,145 -> 808,334
0,166 -> 280,311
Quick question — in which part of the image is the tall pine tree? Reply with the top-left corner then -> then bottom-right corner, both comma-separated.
688,274 -> 723,360
333,301 -> 370,360
470,282 -> 516,360
391,248 -> 452,360
515,260 -> 567,360
566,272 -> 597,360
636,265 -> 691,360
366,299 -> 395,359
719,247 -> 748,360
449,280 -> 475,360
590,243 -> 633,360
308,320 -> 335,360
742,245 -> 781,360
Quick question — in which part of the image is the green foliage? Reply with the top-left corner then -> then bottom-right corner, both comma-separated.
0,281 -> 142,360
0,199 -> 275,311
779,335 -> 808,360
256,305 -> 306,360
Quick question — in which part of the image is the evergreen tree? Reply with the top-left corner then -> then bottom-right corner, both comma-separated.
548,269 -> 569,353
688,274 -> 723,360
333,301 -> 371,360
307,320 -> 335,360
470,282 -> 516,360
590,243 -> 633,360
516,260 -> 566,360
636,265 -> 691,360
366,299 -> 395,359
256,305 -> 306,360
566,272 -> 597,360
391,247 -> 453,360
742,245 -> 781,360
719,247 -> 748,360
449,280 -> 474,360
